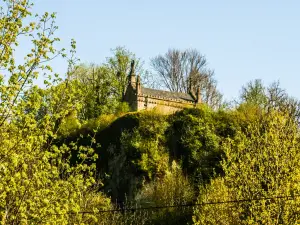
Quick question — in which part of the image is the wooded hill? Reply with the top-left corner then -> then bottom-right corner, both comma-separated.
1,1 -> 300,223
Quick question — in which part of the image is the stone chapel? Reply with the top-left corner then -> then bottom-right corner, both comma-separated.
123,61 -> 201,113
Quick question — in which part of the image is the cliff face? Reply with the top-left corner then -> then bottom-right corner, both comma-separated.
60,106 -> 239,202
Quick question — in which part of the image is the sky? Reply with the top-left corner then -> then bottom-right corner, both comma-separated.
29,0 -> 300,101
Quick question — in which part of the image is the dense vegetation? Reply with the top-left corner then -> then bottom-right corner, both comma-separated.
1,0 -> 300,224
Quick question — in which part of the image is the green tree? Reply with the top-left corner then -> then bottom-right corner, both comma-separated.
69,64 -> 124,119
104,110 -> 170,202
193,111 -> 300,224
135,161 -> 194,225
105,46 -> 143,99
69,47 -> 141,120
0,1 -> 110,223
168,106 -> 238,185
240,79 -> 300,125
240,79 -> 267,106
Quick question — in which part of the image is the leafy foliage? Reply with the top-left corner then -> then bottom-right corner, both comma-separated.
2,2 -> 300,224
193,111 -> 300,224
0,1 -> 111,223
69,47 -> 140,120
168,106 -> 238,184
135,161 -> 194,224
240,79 -> 300,125
102,110 -> 170,202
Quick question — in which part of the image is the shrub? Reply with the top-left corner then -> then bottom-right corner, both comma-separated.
167,106 -> 237,184
193,111 -> 300,224
135,161 -> 194,224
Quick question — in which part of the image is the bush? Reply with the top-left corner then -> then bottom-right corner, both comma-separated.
102,110 -> 170,201
135,161 -> 194,224
193,111 -> 300,224
168,106 -> 238,185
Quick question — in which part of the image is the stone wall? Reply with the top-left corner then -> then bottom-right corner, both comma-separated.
136,95 -> 194,114
123,83 -> 138,111
123,70 -> 198,114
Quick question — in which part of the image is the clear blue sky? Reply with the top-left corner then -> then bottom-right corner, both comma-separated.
32,0 -> 300,101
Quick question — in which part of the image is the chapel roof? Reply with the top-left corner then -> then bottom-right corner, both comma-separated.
141,87 -> 194,102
